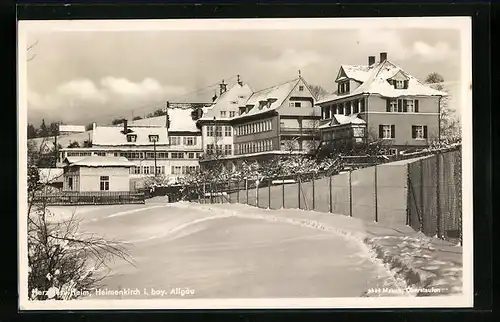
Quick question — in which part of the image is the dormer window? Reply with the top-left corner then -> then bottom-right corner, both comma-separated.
239,106 -> 246,115
126,134 -> 137,143
395,80 -> 405,89
258,101 -> 267,110
148,135 -> 159,142
220,111 -> 227,118
246,105 -> 253,113
338,81 -> 350,94
387,70 -> 409,89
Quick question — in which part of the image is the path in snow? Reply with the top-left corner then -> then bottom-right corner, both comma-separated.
71,203 -> 398,299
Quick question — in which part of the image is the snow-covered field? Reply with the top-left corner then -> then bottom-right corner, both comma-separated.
47,202 -> 408,299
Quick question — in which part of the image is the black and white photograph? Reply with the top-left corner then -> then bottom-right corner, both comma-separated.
17,17 -> 472,310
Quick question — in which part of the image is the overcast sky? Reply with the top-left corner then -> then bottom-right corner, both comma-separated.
25,25 -> 462,125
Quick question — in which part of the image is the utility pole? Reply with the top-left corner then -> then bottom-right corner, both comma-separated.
154,139 -> 157,176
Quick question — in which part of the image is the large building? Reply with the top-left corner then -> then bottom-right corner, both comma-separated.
59,106 -> 205,185
316,52 -> 447,154
197,74 -> 320,170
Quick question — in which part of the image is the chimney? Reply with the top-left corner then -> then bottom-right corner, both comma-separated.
219,80 -> 227,96
92,122 -> 96,131
123,119 -> 128,133
237,74 -> 243,86
368,56 -> 376,66
380,52 -> 387,62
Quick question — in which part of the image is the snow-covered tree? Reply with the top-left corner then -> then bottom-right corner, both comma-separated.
27,142 -> 133,300
425,72 -> 461,144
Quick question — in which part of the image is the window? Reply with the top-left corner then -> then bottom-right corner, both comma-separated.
207,125 -> 214,136
143,166 -> 150,175
188,152 -> 195,159
126,134 -> 137,142
379,124 -> 395,139
171,166 -> 182,175
299,85 -> 304,91
215,126 -> 223,137
406,99 -> 415,112
289,102 -> 301,108
229,111 -> 236,117
353,100 -> 359,114
359,99 -> 365,113
149,135 -> 159,142
395,80 -> 405,89
155,166 -> 164,175
131,166 -> 141,174
68,177 -> 73,190
224,126 -> 232,137
338,103 -> 344,115
100,176 -> 109,191
224,144 -> 232,155
184,136 -> 196,146
170,136 -> 181,145
338,81 -> 350,94
345,102 -> 352,115
220,111 -> 227,118
171,152 -> 184,159
412,125 -> 428,139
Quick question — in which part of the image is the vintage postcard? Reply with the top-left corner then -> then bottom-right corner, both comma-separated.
18,17 -> 472,310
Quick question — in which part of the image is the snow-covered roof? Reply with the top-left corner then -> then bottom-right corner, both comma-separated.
319,60 -> 448,104
38,168 -> 64,183
64,156 -> 135,168
232,78 -> 301,119
129,108 -> 200,132
199,83 -> 253,121
59,125 -> 86,133
319,114 -> 366,128
92,126 -> 169,146
338,65 -> 372,83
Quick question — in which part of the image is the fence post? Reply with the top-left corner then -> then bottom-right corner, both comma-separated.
282,176 -> 285,208
329,174 -> 333,213
237,180 -> 240,203
348,170 -> 353,217
374,165 -> 378,222
298,175 -> 301,209
256,180 -> 259,208
406,164 -> 410,226
312,174 -> 315,210
419,159 -> 425,232
436,153 -> 441,239
245,178 -> 249,205
228,180 -> 232,203
268,178 -> 271,209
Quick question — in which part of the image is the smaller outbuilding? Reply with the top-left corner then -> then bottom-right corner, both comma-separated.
62,156 -> 135,193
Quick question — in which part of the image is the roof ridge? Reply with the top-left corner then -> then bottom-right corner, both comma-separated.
250,77 -> 300,96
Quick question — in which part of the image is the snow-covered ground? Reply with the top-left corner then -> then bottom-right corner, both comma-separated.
46,202 -> 410,299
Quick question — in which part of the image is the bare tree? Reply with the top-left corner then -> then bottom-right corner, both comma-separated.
27,140 -> 134,300
309,84 -> 330,100
425,73 -> 461,143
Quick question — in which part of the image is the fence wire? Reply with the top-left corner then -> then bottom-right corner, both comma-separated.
191,148 -> 462,244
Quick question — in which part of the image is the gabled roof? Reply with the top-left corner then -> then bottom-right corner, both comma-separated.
64,156 -> 135,168
319,114 -> 366,129
129,108 -> 200,132
199,83 -> 253,121
92,126 -> 169,146
231,78 -> 302,119
336,65 -> 372,83
319,60 -> 448,104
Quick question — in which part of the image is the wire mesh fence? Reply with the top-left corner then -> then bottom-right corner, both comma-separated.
190,147 -> 462,244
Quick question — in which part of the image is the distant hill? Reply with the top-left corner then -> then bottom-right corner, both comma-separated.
29,131 -> 92,150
